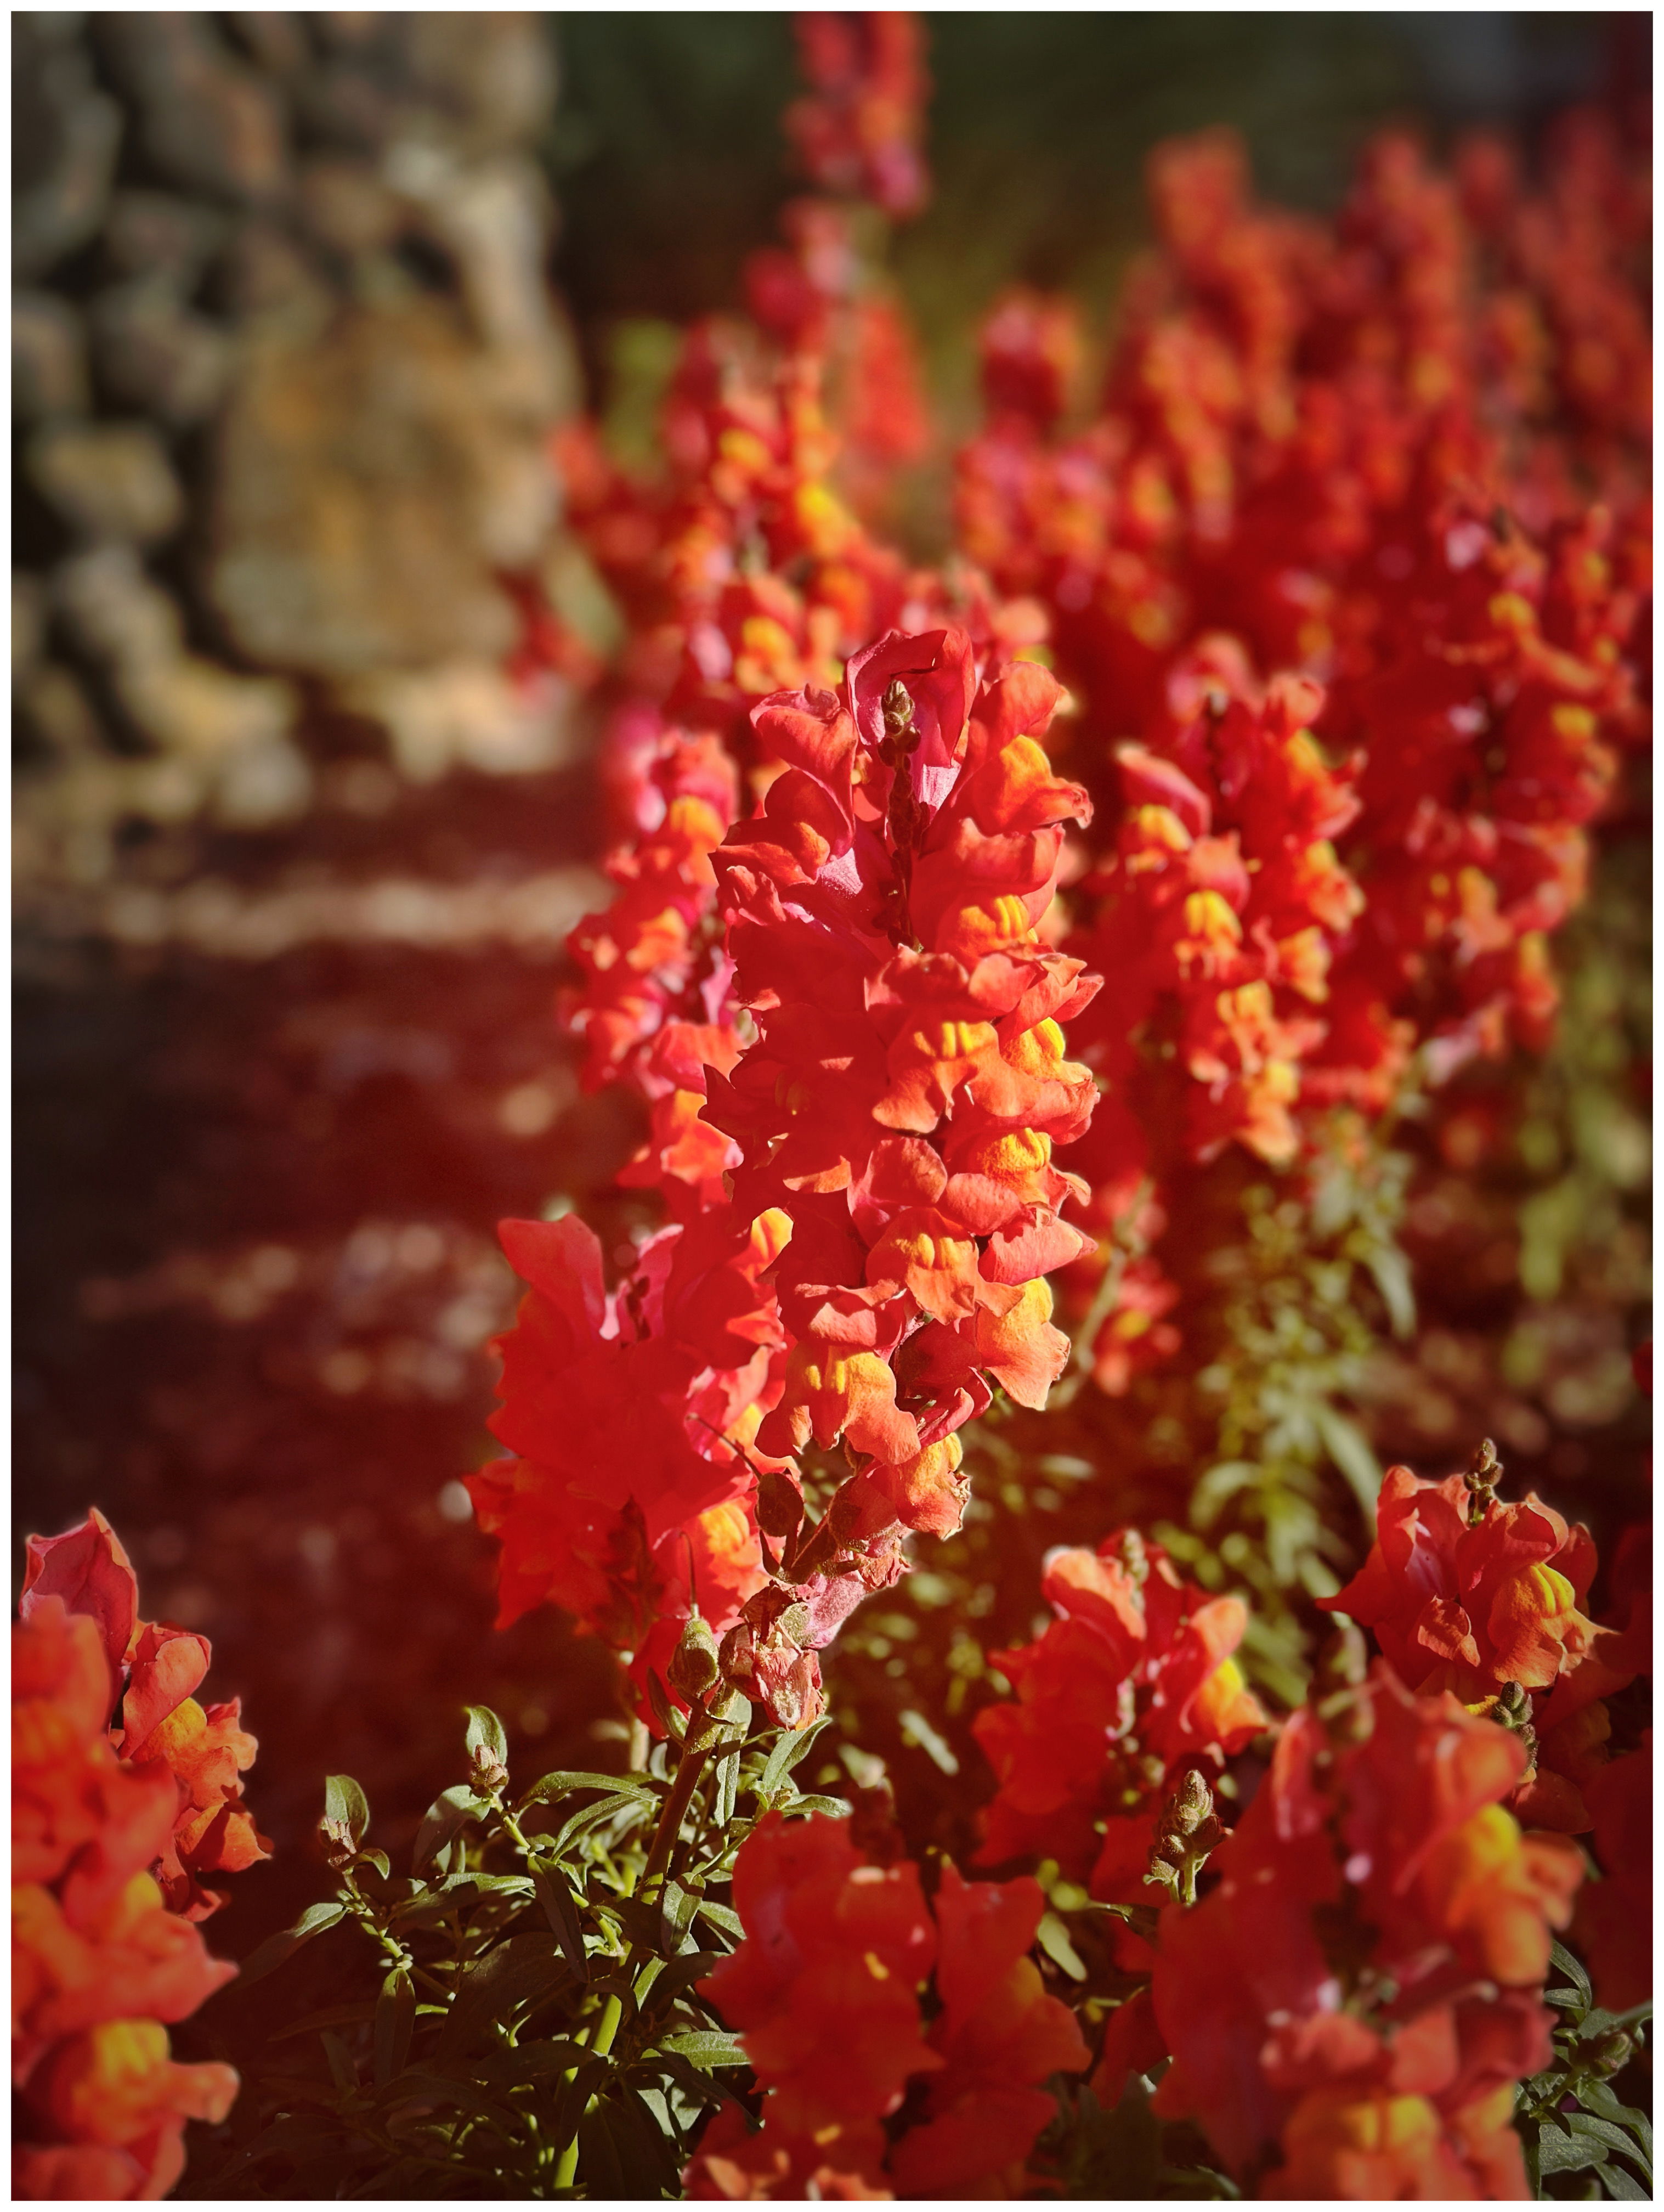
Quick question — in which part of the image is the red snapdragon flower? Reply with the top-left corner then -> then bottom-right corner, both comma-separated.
1152,1662 -> 1583,2199
886,1864 -> 1089,2198
786,13 -> 930,220
469,1207 -> 784,1685
21,1511 -> 267,1920
972,1530 -> 1266,1910
687,1813 -> 1088,2200
687,1810 -> 941,2198
952,117 -> 1648,1399
13,1566 -> 242,2203
1320,1458 -> 1645,1831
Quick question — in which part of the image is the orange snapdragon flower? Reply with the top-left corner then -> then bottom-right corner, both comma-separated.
1322,1458 -> 1644,1831
972,1529 -> 1266,1922
687,1814 -> 1088,2201
1152,1663 -> 1582,2199
13,1567 -> 244,2203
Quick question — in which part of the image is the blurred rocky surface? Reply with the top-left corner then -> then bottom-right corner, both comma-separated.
13,10 -> 588,898
10,14 -> 610,1960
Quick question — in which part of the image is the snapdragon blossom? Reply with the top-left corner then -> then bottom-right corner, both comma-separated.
954,120 -> 1650,1392
14,1513 -> 254,2200
686,1809 -> 1087,2199
972,1529 -> 1266,1929
480,628 -> 1101,1728
1321,1454 -> 1651,1833
1153,1662 -> 1583,2199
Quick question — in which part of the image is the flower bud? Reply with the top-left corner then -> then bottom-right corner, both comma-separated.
1160,1767 -> 1215,1843
666,1613 -> 722,1703
319,1815 -> 358,1870
1488,1678 -> 1537,1758
881,678 -> 915,742
1464,1436 -> 1502,1523
1591,2030 -> 1634,2077
468,1747 -> 511,1793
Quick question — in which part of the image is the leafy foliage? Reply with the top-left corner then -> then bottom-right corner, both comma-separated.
1519,1941 -> 1652,2202
198,1700 -> 840,2198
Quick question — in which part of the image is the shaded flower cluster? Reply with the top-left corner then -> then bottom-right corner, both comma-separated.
785,11 -> 931,221
467,1207 -> 783,1701
14,1513 -> 254,2200
971,1528 -> 1266,1921
954,118 -> 1650,1390
1153,1660 -> 1584,2198
686,1809 -> 1087,2198
1321,1450 -> 1650,1833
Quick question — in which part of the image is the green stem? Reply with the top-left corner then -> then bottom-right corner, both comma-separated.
1052,1174 -> 1153,1407
548,1733 -> 717,2191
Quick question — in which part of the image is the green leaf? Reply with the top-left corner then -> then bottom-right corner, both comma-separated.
324,1774 -> 370,1849
1311,1403 -> 1383,1527
463,1705 -> 508,1767
639,1949 -> 721,2007
412,1784 -> 490,1875
434,1933 -> 568,2058
268,2001 -> 381,2044
897,1708 -> 960,1776
321,2028 -> 359,2096
1568,2114 -> 1651,2183
1362,1239 -> 1416,1339
516,1769 -> 656,1810
468,2036 -> 586,2091
713,1729 -> 747,1827
545,1790 -> 655,1864
236,1899 -> 350,1988
1600,2161 -> 1650,2199
1538,2120 -> 1610,2176
1580,2001 -> 1653,2036
756,1715 -> 831,1806
1552,1940 -> 1594,2010
577,2103 -> 627,2198
659,2029 -> 749,2070
605,2083 -> 696,2197
694,1899 -> 744,1942
530,1855 -> 588,1978
1190,1460 -> 1259,1530
372,2068 -> 519,2126
373,1965 -> 416,2086
1577,2081 -> 1651,2140
551,2053 -> 616,2152
646,1671 -> 686,1744
211,2114 -> 343,2182
790,1792 -> 852,1817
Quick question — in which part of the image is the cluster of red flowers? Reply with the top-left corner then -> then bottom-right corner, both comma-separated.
1320,1454 -> 1650,1835
955,116 -> 1650,1387
483,19 -> 1097,1726
479,626 -> 1101,1724
14,1511 -> 261,2199
972,1528 -> 1265,1922
1153,1660 -> 1584,2197
784,11 -> 930,220
686,1809 -> 1088,2199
